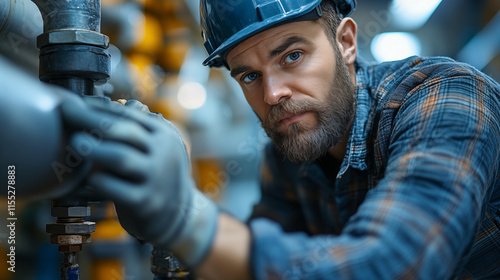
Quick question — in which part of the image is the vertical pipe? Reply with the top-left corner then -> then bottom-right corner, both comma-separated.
61,253 -> 80,280
30,1 -> 108,279
31,0 -> 101,32
31,1 -> 109,279
31,0 -> 110,96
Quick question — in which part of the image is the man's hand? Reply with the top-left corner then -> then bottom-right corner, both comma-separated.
59,97 -> 218,267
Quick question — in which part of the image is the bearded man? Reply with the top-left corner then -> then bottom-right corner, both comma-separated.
61,0 -> 500,279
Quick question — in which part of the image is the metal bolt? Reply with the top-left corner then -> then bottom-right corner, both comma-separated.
46,221 -> 96,235
50,234 -> 91,245
151,251 -> 190,279
37,30 -> 109,48
51,206 -> 90,217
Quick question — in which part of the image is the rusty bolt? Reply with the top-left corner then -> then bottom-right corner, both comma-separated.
46,221 -> 95,235
59,244 -> 82,253
50,234 -> 91,245
51,206 -> 90,218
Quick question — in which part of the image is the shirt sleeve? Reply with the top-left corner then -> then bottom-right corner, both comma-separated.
249,71 -> 500,279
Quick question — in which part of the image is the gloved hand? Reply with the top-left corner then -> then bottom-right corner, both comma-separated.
59,97 -> 219,267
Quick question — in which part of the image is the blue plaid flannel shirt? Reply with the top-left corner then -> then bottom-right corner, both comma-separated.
248,56 -> 500,280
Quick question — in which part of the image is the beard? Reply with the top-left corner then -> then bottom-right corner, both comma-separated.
261,50 -> 356,162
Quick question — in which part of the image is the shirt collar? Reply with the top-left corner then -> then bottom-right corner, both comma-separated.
337,57 -> 375,175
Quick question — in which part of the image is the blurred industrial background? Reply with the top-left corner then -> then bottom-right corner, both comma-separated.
0,0 -> 499,279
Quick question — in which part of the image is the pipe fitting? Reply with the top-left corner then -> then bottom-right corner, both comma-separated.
39,44 -> 110,85
51,206 -> 91,218
50,234 -> 92,245
37,29 -> 109,49
46,221 -> 96,235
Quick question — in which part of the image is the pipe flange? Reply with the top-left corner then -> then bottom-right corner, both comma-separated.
37,29 -> 109,48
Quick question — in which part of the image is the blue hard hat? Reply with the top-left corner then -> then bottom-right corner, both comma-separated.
200,0 -> 357,68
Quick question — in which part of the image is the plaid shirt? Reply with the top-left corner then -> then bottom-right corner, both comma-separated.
248,56 -> 500,280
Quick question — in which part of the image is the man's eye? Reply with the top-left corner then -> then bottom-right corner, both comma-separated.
284,52 -> 301,63
243,73 -> 259,83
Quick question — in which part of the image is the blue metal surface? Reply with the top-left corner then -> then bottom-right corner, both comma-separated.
61,266 -> 79,280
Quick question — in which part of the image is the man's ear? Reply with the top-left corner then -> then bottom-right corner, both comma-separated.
336,18 -> 357,65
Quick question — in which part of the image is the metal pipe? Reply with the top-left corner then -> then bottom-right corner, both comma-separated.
30,1 -> 109,279
32,0 -> 101,32
31,0 -> 110,95
0,55 -> 89,199
61,253 -> 80,280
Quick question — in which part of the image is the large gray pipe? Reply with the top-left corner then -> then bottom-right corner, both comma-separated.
0,0 -> 109,200
0,55 -> 89,200
1,0 -> 112,200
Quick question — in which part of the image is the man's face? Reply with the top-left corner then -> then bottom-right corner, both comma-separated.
226,20 -> 356,162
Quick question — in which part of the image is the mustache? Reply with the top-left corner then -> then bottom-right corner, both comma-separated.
265,99 -> 317,126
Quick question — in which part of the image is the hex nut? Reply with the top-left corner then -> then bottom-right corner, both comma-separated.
59,244 -> 82,253
51,206 -> 90,217
46,222 -> 96,235
37,30 -> 109,48
50,234 -> 91,245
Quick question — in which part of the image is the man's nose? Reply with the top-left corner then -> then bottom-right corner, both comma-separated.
263,76 -> 292,105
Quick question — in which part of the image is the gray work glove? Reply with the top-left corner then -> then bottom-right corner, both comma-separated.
59,97 -> 218,267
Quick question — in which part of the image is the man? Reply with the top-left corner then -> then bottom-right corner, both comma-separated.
61,0 -> 500,279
